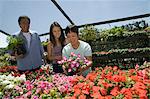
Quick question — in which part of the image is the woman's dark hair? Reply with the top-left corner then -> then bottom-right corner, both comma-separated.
49,22 -> 65,47
18,16 -> 30,25
65,25 -> 79,36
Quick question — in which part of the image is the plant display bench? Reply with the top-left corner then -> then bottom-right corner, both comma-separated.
92,31 -> 150,69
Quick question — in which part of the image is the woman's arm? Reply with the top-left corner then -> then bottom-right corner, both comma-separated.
47,41 -> 62,61
47,41 -> 54,61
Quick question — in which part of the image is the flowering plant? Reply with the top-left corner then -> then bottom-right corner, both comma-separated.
7,35 -> 26,56
65,66 -> 150,99
11,64 -> 53,80
2,73 -> 75,99
58,52 -> 92,76
0,66 -> 17,75
0,74 -> 26,98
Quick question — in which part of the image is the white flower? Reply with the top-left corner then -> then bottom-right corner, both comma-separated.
19,74 -> 26,82
4,84 -> 15,89
7,74 -> 15,81
14,77 -> 20,82
1,80 -> 11,85
0,75 -> 7,80
14,75 -> 26,83
0,78 -> 3,82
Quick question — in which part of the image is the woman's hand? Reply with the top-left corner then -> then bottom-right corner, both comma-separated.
55,55 -> 62,61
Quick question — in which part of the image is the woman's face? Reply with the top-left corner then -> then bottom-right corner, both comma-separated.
52,26 -> 61,39
19,18 -> 30,32
67,31 -> 79,46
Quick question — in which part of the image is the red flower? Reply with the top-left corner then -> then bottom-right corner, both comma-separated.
105,72 -> 113,81
92,86 -> 100,93
112,75 -> 126,82
86,72 -> 97,82
134,82 -> 147,90
113,66 -> 118,71
65,96 -> 76,99
73,85 -> 82,97
74,89 -> 81,97
90,92 -> 102,99
110,86 -> 120,96
100,87 -> 107,96
120,88 -> 132,99
78,94 -> 86,99
138,89 -> 147,99
104,96 -> 112,99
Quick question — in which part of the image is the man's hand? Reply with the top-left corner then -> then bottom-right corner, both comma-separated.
77,61 -> 92,75
14,52 -> 24,59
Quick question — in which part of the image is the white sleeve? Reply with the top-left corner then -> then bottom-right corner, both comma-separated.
84,44 -> 92,56
62,47 -> 69,59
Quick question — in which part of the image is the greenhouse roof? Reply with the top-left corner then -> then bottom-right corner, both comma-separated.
0,0 -> 150,36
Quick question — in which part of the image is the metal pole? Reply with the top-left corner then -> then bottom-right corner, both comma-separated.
51,0 -> 75,25
0,30 -> 11,36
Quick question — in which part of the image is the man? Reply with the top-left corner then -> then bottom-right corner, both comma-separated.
14,15 -> 44,72
62,25 -> 92,77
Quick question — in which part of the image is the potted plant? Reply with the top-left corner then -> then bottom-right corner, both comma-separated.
57,52 -> 92,76
6,35 -> 26,56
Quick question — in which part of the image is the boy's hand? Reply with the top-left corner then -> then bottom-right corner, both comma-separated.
62,65 -> 67,75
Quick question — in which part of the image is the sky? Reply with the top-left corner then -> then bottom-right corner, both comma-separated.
0,0 -> 150,48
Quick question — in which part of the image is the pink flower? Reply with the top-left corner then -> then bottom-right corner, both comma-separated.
26,84 -> 34,91
135,64 -> 139,70
71,52 -> 75,56
63,56 -> 67,61
43,89 -> 50,94
75,62 -> 80,67
15,86 -> 23,92
68,68 -> 72,72
58,52 -> 91,75
113,66 -> 118,71
33,96 -> 38,99
57,61 -> 62,64
35,88 -> 41,94
71,63 -> 75,68
58,86 -> 66,93
26,91 -> 32,97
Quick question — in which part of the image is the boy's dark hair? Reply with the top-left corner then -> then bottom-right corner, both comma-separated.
18,16 -> 30,25
65,25 -> 79,36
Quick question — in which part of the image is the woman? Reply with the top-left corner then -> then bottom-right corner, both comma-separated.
47,22 -> 67,73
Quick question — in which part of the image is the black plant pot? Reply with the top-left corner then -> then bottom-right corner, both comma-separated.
14,44 -> 27,55
67,71 -> 76,76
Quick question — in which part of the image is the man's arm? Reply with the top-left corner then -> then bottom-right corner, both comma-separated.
77,43 -> 92,75
77,56 -> 92,75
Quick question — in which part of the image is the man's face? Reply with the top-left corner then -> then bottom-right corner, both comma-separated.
19,18 -> 30,32
67,31 -> 79,46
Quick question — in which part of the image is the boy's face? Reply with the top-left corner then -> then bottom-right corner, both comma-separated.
19,18 -> 30,32
67,31 -> 79,46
